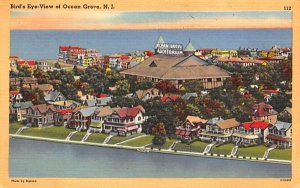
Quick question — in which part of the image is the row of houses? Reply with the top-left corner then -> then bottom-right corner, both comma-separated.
175,103 -> 292,148
10,56 -> 55,73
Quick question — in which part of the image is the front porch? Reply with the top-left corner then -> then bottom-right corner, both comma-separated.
199,132 -> 231,143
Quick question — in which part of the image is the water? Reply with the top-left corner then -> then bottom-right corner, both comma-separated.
9,138 -> 291,178
10,29 -> 292,60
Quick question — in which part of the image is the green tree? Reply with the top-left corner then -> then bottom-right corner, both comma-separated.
33,68 -> 50,84
115,80 -> 131,96
269,93 -> 291,112
152,122 -> 167,146
182,80 -> 204,94
17,66 -> 32,77
135,78 -> 153,90
20,88 -> 45,105
54,62 -> 61,69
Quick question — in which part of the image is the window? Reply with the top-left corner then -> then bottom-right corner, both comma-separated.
216,78 -> 221,82
105,126 -> 111,130
138,116 -> 142,121
207,78 -> 212,82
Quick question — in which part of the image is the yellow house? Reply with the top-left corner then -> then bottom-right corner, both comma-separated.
83,54 -> 93,67
211,50 -> 237,58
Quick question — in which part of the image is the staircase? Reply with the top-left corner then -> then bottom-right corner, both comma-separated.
230,146 -> 239,156
103,135 -> 113,144
15,127 -> 28,135
235,138 -> 241,146
81,133 -> 92,142
203,143 -> 215,154
263,145 -> 277,159
169,141 -> 180,150
65,131 -> 77,141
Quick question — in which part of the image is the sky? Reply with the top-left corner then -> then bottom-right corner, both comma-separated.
10,11 -> 292,30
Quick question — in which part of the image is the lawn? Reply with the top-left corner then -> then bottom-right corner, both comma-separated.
146,138 -> 175,150
210,143 -> 235,155
70,131 -> 87,141
121,135 -> 154,147
108,133 -> 144,145
9,122 -> 24,134
174,141 -> 208,153
21,126 -> 73,139
237,145 -> 268,158
86,133 -> 109,144
268,149 -> 291,161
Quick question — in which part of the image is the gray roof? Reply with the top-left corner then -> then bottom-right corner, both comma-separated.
13,101 -> 33,109
181,92 -> 198,100
85,97 -> 112,107
271,121 -> 292,131
44,90 -> 65,101
207,117 -> 224,125
80,107 -> 98,117
184,40 -> 196,52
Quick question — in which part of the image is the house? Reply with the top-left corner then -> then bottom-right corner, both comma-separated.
10,78 -> 21,88
266,121 -> 292,148
103,106 -> 146,136
16,60 -> 37,71
211,50 -> 238,58
48,100 -> 80,110
216,57 -> 266,66
44,90 -> 66,102
232,121 -> 271,145
89,106 -> 114,133
32,84 -> 54,95
175,116 -> 207,141
251,102 -> 278,124
280,107 -> 292,117
132,88 -> 161,101
37,61 -> 53,72
68,106 -> 98,131
9,91 -> 23,103
9,56 -> 19,72
160,95 -> 179,103
11,101 -> 33,122
26,104 -> 56,127
181,92 -> 198,100
54,109 -> 73,127
83,96 -> 112,107
20,77 -> 38,88
199,118 -> 239,143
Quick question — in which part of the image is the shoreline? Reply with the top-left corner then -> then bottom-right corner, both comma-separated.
9,134 -> 291,165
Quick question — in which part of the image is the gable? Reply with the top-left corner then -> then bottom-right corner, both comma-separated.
175,55 -> 207,67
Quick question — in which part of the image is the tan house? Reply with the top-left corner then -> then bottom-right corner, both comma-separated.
175,116 -> 207,140
26,104 -> 56,127
199,118 -> 239,142
133,88 -> 162,101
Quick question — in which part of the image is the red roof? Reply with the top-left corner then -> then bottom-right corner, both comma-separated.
121,55 -> 130,60
10,56 -> 19,59
56,109 -> 73,115
258,57 -> 284,61
115,106 -> 144,119
59,45 -> 82,51
161,96 -> 179,102
217,57 -> 264,64
16,60 -> 36,66
252,102 -> 273,117
10,91 -> 19,95
262,90 -> 280,94
242,121 -> 270,131
280,48 -> 290,53
94,93 -> 108,98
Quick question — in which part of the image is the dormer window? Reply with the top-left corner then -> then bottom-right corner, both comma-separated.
149,61 -> 157,67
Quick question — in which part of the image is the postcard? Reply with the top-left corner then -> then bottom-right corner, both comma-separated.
0,0 -> 299,187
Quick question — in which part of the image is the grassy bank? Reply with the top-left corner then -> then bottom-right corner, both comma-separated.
86,133 -> 108,144
210,143 -> 235,155
146,138 -> 175,150
21,126 -> 73,139
174,141 -> 208,153
9,122 -> 23,134
268,149 -> 291,161
121,135 -> 154,147
237,145 -> 268,158
70,131 -> 87,141
108,133 -> 144,145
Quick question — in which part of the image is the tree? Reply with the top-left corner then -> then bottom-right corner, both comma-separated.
152,122 -> 166,146
17,66 -> 32,77
33,68 -> 50,84
185,103 -> 201,117
182,80 -> 204,94
155,80 -> 177,95
54,62 -> 61,69
268,93 -> 291,112
115,80 -> 130,96
20,88 -> 45,105
278,113 -> 292,123
135,78 -> 153,90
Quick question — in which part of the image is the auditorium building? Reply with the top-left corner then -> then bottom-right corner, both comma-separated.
120,36 -> 230,89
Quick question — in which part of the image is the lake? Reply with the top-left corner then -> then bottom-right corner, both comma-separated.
9,138 -> 291,178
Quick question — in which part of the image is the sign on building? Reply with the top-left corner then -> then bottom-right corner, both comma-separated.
155,43 -> 184,55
